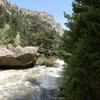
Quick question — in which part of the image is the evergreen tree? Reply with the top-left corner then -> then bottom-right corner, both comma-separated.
27,29 -> 59,56
61,0 -> 100,100
0,5 -> 9,28
29,18 -> 44,33
0,0 -> 61,55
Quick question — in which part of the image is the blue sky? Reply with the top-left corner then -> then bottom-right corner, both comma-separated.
7,0 -> 73,29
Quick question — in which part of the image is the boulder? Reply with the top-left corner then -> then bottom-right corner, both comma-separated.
0,46 -> 39,69
36,60 -> 53,67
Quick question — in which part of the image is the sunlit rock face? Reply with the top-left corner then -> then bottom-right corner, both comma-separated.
0,66 -> 63,100
0,46 -> 39,69
21,9 -> 64,35
0,0 -> 4,5
0,0 -> 64,35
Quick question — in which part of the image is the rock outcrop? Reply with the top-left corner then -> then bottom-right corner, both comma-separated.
21,8 -> 64,35
0,0 -> 7,6
0,46 -> 39,69
0,0 -> 64,35
0,0 -> 3,5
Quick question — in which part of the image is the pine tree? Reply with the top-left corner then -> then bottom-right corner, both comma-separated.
27,29 -> 59,56
0,5 -> 9,28
29,18 -> 43,33
61,0 -> 100,100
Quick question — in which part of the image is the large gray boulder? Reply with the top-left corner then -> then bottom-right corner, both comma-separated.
0,46 -> 39,69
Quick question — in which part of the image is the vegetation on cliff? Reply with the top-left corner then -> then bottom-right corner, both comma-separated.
0,0 -> 60,56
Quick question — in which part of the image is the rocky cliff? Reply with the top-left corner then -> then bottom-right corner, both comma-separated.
21,8 -> 64,35
0,0 -> 3,5
0,0 -> 64,35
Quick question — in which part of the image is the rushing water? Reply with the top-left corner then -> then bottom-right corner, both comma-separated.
0,61 -> 64,100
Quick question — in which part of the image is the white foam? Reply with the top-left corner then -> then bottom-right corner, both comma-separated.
0,66 -> 63,99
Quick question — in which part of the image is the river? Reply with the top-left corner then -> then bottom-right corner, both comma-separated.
0,60 -> 64,100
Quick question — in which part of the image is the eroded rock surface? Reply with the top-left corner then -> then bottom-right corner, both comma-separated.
21,9 -> 64,35
0,46 -> 39,69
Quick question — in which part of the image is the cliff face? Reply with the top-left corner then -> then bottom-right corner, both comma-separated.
0,0 -> 4,5
0,0 -> 63,35
21,8 -> 64,35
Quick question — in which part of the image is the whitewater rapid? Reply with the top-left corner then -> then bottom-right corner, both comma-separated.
0,60 -> 64,100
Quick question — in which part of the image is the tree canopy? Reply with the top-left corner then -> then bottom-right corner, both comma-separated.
60,0 -> 100,100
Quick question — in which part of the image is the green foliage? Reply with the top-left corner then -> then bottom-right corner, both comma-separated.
0,5 -> 10,28
37,56 -> 56,67
59,30 -> 73,62
37,56 -> 56,63
26,29 -> 60,56
37,57 -> 48,62
0,1 -> 60,53
61,0 -> 100,100
62,37 -> 100,100
0,24 -> 15,45
48,56 -> 56,62
29,17 -> 44,33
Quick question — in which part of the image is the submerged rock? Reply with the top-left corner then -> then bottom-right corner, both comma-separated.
36,60 -> 53,67
0,46 -> 39,69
